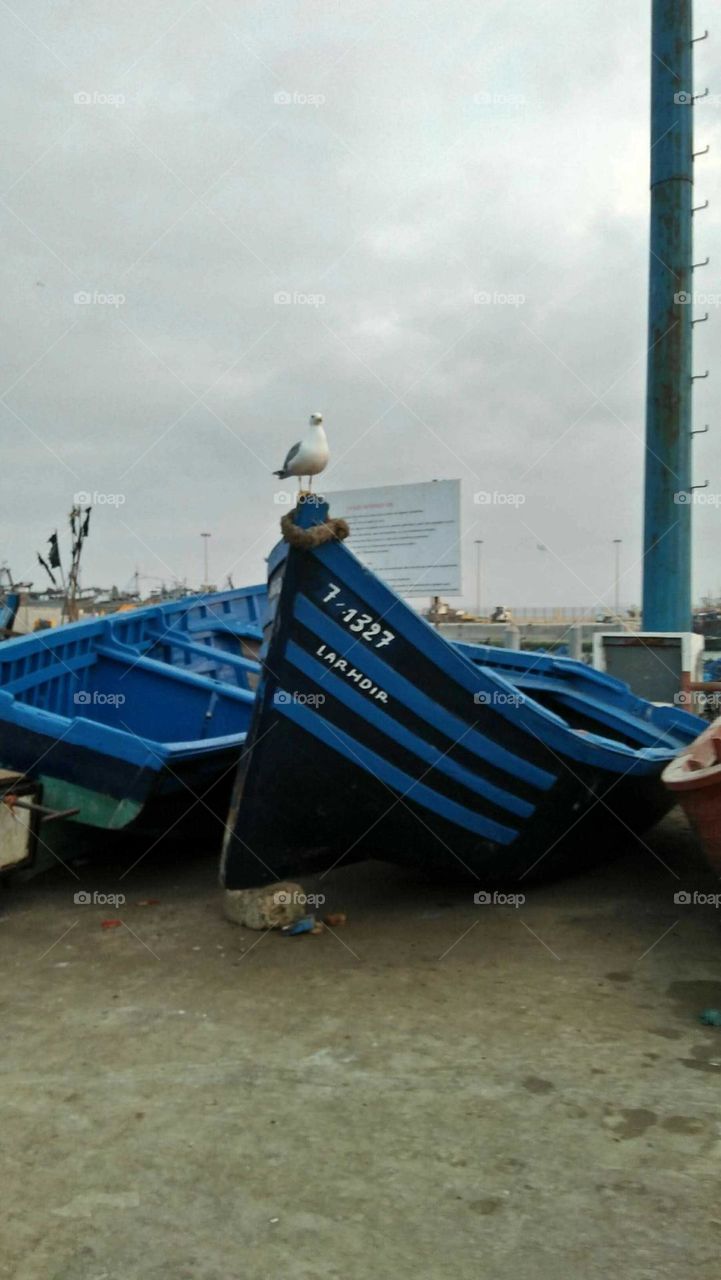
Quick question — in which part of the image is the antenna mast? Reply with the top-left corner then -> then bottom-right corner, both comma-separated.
642,1 -> 705,629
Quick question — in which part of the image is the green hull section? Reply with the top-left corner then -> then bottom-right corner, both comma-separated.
38,774 -> 143,831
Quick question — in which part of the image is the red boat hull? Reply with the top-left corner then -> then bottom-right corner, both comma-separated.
663,719 -> 721,874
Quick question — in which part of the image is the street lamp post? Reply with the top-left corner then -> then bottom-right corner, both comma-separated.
474,540 -> 483,618
613,539 -> 622,618
201,532 -> 211,591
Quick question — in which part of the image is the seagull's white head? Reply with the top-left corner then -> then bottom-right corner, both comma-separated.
309,412 -> 323,426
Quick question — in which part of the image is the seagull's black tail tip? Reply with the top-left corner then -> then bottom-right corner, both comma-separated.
273,469 -> 287,479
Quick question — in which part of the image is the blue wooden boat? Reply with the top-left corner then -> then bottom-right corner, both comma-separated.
0,585 -> 266,851
221,502 -> 704,888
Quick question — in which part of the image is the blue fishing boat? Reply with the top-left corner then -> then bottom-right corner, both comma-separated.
221,502 -> 704,888
0,584 -> 266,856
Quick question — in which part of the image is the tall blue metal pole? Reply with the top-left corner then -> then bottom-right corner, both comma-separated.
642,0 -> 694,630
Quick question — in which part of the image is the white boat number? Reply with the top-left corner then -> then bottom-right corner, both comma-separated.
322,583 -> 395,648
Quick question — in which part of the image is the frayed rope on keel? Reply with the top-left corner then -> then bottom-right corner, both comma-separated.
281,508 -> 350,549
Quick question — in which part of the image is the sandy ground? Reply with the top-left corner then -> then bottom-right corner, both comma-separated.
1,810 -> 720,1280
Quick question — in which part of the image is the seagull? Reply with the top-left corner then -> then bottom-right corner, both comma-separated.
274,412 -> 329,492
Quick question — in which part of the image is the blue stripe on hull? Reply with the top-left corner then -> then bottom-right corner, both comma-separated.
275,697 -> 519,844
285,639 -> 535,819
292,595 -> 556,792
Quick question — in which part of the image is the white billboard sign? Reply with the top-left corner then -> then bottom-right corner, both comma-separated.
324,480 -> 461,597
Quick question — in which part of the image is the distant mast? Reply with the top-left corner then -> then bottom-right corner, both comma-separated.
642,0 -> 695,630
64,505 -> 91,622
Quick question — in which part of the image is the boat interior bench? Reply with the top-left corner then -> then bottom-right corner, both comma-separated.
508,672 -> 684,750
144,628 -> 261,688
87,647 -> 254,738
0,642 -> 253,741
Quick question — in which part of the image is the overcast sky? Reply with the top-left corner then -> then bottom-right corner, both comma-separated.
1,0 -> 719,611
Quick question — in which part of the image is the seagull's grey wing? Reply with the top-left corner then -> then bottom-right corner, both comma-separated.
282,440 -> 302,470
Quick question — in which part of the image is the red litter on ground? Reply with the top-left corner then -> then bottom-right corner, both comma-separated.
101,919 -> 123,930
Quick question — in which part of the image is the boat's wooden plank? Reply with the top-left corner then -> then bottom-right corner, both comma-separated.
512,673 -> 683,749
293,595 -> 557,791
148,629 -> 259,674
95,645 -> 254,702
285,638 -> 535,818
0,651 -> 96,696
276,696 -> 520,844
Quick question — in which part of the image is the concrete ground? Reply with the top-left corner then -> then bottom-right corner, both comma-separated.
1,810 -> 720,1280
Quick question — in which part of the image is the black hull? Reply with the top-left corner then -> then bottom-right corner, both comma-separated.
223,714 -> 673,887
